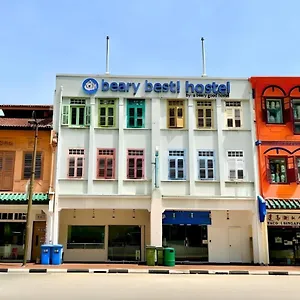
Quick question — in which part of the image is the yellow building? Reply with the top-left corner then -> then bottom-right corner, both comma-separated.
0,105 -> 54,262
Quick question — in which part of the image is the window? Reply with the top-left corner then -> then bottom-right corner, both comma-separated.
23,152 -> 42,179
266,99 -> 283,124
127,99 -> 145,128
68,149 -> 84,178
168,100 -> 184,128
67,226 -> 105,249
98,99 -> 116,127
296,158 -> 300,182
127,149 -> 144,179
225,101 -> 242,128
227,151 -> 244,180
61,99 -> 91,127
196,101 -> 213,128
168,150 -> 186,180
266,157 -> 296,184
198,151 -> 215,180
97,149 -> 115,179
0,151 -> 15,191
292,99 -> 300,134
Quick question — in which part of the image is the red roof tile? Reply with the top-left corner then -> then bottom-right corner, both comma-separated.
0,118 -> 52,129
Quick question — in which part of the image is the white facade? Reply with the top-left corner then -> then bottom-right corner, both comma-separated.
50,74 -> 266,263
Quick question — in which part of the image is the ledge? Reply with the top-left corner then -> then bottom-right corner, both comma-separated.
123,128 -> 151,130
123,179 -> 150,182
194,180 -> 220,183
94,127 -> 119,130
224,181 -> 254,184
161,180 -> 189,182
160,128 -> 188,131
93,179 -> 118,181
59,178 -> 87,181
194,128 -> 217,131
222,128 -> 251,132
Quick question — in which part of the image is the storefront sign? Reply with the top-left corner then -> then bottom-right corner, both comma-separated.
82,78 -> 231,97
267,213 -> 300,226
0,140 -> 13,147
162,210 -> 211,225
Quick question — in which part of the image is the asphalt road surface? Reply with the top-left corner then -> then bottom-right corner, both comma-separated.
0,273 -> 297,300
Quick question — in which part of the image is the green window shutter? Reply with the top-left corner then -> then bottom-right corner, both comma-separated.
98,100 -> 116,127
61,105 -> 69,125
85,106 -> 91,126
127,100 -> 145,128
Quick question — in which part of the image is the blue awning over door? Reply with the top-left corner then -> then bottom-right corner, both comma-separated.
162,210 -> 211,225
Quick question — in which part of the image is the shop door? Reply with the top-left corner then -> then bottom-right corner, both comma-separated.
228,226 -> 242,262
0,151 -> 15,191
31,221 -> 46,261
108,225 -> 141,261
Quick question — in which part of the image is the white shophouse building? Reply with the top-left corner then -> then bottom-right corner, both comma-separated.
49,74 -> 266,263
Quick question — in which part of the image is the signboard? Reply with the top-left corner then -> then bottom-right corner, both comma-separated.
0,140 -> 14,147
267,213 -> 300,227
82,78 -> 231,97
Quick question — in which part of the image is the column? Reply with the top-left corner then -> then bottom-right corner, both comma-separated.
52,208 -> 60,244
118,98 -> 125,194
187,97 -> 195,195
216,96 -> 225,194
45,199 -> 53,244
87,96 -> 95,194
150,189 -> 163,246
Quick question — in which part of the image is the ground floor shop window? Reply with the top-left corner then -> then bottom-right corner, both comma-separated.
162,225 -> 208,261
268,227 -> 300,265
67,225 -> 105,249
0,222 -> 25,260
108,225 -> 141,261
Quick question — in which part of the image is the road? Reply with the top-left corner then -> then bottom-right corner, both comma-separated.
0,273 -> 297,299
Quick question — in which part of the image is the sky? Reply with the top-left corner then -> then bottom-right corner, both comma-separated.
1,0 -> 300,105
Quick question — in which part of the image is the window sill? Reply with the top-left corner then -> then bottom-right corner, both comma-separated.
223,128 -> 250,131
123,128 -> 150,130
161,180 -> 188,182
195,180 -> 219,183
225,180 -> 253,183
62,125 -> 89,129
269,182 -> 289,185
95,127 -> 119,130
59,178 -> 87,181
265,123 -> 286,126
160,128 -> 188,131
123,179 -> 150,182
93,179 -> 117,181
194,128 -> 217,131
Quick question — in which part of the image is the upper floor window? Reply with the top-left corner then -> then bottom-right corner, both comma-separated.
292,99 -> 300,134
168,150 -> 186,180
62,99 -> 91,127
168,100 -> 184,128
127,149 -> 144,179
196,101 -> 213,129
266,99 -> 283,124
227,151 -> 244,180
98,99 -> 116,127
225,101 -> 242,128
127,99 -> 145,128
266,156 -> 296,184
97,149 -> 115,179
296,157 -> 300,182
68,149 -> 84,178
198,151 -> 215,180
23,152 -> 42,179
0,151 -> 15,191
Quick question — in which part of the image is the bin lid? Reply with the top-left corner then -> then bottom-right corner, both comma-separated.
163,247 -> 174,251
41,244 -> 53,248
146,245 -> 156,249
52,244 -> 63,249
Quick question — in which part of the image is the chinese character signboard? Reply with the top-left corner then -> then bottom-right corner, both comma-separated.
267,213 -> 300,226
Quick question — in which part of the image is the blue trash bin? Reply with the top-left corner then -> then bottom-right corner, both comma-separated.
40,244 -> 53,265
51,244 -> 63,265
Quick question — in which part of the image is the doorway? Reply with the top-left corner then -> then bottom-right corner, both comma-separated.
31,221 -> 46,261
228,226 -> 242,262
108,225 -> 141,261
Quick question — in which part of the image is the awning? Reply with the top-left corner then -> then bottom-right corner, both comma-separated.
258,196 -> 267,222
0,193 -> 49,205
266,198 -> 300,210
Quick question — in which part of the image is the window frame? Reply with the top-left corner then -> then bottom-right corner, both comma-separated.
67,149 -> 85,179
197,150 -> 215,180
168,150 -> 186,180
195,101 -> 214,129
127,99 -> 145,128
167,100 -> 185,129
225,101 -> 242,129
126,149 -> 145,180
22,152 -> 43,180
292,98 -> 300,134
296,157 -> 300,183
98,99 -> 116,127
226,150 -> 244,181
96,148 -> 116,179
265,98 -> 284,125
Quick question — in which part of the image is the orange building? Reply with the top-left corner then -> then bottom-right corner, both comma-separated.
0,105 -> 55,262
250,77 -> 300,265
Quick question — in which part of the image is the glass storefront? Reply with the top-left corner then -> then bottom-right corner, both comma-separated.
108,225 -> 141,261
162,225 -> 208,261
0,222 -> 25,260
268,227 -> 300,265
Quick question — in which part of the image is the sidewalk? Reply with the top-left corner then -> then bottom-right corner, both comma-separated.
1,263 -> 300,275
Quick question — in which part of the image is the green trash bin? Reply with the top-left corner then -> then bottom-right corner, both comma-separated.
146,246 -> 156,266
164,247 -> 175,267
156,247 -> 164,266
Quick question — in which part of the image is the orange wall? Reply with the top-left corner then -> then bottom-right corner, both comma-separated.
0,130 -> 53,193
250,77 -> 300,199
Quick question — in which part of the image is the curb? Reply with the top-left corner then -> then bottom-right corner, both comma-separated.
1,268 -> 300,275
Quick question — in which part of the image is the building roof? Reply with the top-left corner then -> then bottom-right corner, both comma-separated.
0,105 -> 52,110
266,198 -> 300,209
0,118 -> 52,129
0,193 -> 49,204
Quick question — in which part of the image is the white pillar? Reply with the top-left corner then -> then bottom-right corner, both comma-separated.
187,97 -> 195,195
45,211 -> 53,244
150,189 -> 163,246
52,208 -> 60,245
87,96 -> 95,194
251,209 -> 261,264
118,98 -> 124,194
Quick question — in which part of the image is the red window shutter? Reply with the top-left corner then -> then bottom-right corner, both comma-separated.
98,158 -> 105,178
2,152 -> 15,191
287,156 -> 296,183
261,97 -> 267,122
284,97 -> 291,123
265,156 -> 272,183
